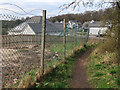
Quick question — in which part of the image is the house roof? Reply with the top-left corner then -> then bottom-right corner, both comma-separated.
26,16 -> 42,23
8,16 -> 64,34
82,21 -> 108,29
89,21 -> 104,27
53,23 -> 64,30
8,22 -> 27,32
28,20 -> 63,34
69,20 -> 77,23
8,16 -> 42,32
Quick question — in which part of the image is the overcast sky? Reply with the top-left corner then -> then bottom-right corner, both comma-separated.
0,0 -> 111,18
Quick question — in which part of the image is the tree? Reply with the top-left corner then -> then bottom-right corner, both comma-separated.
60,0 -> 120,11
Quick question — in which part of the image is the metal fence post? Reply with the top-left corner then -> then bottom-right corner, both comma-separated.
63,19 -> 66,60
41,10 -> 46,75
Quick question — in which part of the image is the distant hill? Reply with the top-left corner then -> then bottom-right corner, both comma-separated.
48,8 -> 112,24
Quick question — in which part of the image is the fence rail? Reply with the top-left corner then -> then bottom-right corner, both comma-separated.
2,35 -> 41,48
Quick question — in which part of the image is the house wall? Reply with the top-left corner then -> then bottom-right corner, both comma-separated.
68,21 -> 76,29
8,32 -> 21,35
8,25 -> 35,35
47,33 -> 61,36
21,25 -> 35,35
89,27 -> 108,35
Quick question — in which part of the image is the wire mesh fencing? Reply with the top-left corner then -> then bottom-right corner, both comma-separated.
1,15 -> 42,88
44,35 -> 64,70
65,24 -> 87,56
0,13 -> 88,88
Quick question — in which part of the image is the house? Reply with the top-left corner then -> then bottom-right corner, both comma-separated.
8,16 -> 64,35
67,20 -> 82,30
68,20 -> 77,29
82,20 -> 108,36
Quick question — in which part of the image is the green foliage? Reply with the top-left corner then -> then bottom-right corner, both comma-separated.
49,10 -> 104,24
2,19 -> 25,35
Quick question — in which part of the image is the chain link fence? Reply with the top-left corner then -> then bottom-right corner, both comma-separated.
1,14 -> 42,88
0,13 -> 89,88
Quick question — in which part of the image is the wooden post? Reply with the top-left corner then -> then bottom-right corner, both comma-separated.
98,30 -> 100,42
63,19 -> 66,60
74,23 -> 77,46
41,10 -> 46,75
86,29 -> 89,43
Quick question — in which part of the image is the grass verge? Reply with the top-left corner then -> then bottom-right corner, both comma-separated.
87,45 -> 119,88
35,44 -> 95,88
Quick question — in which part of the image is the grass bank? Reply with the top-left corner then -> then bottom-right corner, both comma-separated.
35,44 -> 95,88
87,44 -> 119,88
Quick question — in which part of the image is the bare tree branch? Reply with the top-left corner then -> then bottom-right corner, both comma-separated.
116,1 -> 120,9
59,0 -> 120,12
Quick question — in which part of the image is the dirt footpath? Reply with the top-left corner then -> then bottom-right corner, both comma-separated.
72,49 -> 93,88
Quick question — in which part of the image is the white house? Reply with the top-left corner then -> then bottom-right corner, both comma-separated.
8,16 -> 64,35
82,20 -> 108,36
67,20 -> 82,30
68,20 -> 77,29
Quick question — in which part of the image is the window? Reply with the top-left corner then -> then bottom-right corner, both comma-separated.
85,24 -> 88,27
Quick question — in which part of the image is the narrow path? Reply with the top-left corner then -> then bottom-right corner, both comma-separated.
71,49 -> 93,88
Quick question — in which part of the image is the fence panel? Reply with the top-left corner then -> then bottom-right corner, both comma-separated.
66,25 -> 87,56
1,15 -> 42,88
44,34 -> 64,70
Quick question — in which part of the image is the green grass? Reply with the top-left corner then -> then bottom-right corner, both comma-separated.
49,43 -> 63,53
46,59 -> 60,68
87,46 -> 119,88
28,69 -> 38,81
49,42 -> 81,56
77,33 -> 87,35
35,56 -> 76,88
35,44 -> 93,88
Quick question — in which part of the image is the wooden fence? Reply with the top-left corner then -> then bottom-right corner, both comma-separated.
1,35 -> 86,48
2,35 -> 41,48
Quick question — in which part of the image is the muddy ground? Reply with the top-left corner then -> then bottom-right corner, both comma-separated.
72,48 -> 93,88
1,44 -> 61,88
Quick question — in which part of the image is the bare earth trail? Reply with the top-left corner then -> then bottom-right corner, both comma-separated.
72,48 -> 93,88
